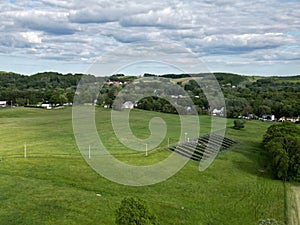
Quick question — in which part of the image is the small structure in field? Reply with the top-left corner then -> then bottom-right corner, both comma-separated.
166,133 -> 236,161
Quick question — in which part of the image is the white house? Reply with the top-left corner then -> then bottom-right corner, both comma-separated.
212,107 -> 225,117
122,101 -> 134,109
185,106 -> 192,111
0,101 -> 6,107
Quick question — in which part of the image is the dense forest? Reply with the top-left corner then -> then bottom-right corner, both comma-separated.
0,71 -> 299,119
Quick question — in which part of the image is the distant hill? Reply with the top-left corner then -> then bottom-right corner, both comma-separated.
0,71 -> 299,118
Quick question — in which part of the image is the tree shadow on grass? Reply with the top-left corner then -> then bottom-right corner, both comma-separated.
229,141 -> 273,179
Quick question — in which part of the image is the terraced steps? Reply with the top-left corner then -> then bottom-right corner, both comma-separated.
166,133 -> 236,161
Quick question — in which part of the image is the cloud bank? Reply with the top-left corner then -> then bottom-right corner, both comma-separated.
0,0 -> 299,75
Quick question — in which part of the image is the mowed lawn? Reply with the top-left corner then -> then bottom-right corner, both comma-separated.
0,107 -> 284,225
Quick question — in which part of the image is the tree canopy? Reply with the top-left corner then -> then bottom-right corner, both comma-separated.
0,71 -> 299,118
263,122 -> 300,181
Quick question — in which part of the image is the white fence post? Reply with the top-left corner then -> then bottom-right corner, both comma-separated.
24,142 -> 27,158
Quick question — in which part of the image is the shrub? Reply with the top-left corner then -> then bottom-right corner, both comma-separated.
115,197 -> 158,225
233,119 -> 245,130
257,218 -> 282,225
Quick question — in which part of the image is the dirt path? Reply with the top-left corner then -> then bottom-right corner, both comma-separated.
290,186 -> 300,225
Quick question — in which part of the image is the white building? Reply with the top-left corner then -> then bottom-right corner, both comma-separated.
261,115 -> 275,121
212,107 -> 225,117
0,101 -> 6,107
122,101 -> 134,109
41,102 -> 52,109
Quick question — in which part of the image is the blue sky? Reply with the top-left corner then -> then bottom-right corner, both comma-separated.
0,0 -> 299,76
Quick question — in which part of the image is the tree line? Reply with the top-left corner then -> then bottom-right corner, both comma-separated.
0,71 -> 100,106
182,74 -> 300,118
0,71 -> 299,119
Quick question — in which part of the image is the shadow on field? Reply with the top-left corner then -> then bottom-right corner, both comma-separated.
229,140 -> 272,179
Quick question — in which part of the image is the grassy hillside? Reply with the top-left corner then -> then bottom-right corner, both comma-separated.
0,107 -> 285,224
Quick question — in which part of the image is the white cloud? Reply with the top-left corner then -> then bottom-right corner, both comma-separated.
20,32 -> 42,44
69,8 -> 123,23
13,10 -> 78,35
120,7 -> 197,29
0,0 -> 299,75
41,0 -> 72,8
69,6 -> 150,24
206,33 -> 294,49
0,34 -> 31,49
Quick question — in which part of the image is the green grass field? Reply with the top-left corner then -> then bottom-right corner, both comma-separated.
0,107 -> 285,224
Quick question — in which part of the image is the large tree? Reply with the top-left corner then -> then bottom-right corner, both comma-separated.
263,122 -> 300,181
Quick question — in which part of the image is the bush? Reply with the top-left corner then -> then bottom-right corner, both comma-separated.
257,218 -> 282,225
233,119 -> 245,129
115,197 -> 158,225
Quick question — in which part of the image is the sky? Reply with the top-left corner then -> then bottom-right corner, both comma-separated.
0,0 -> 299,76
